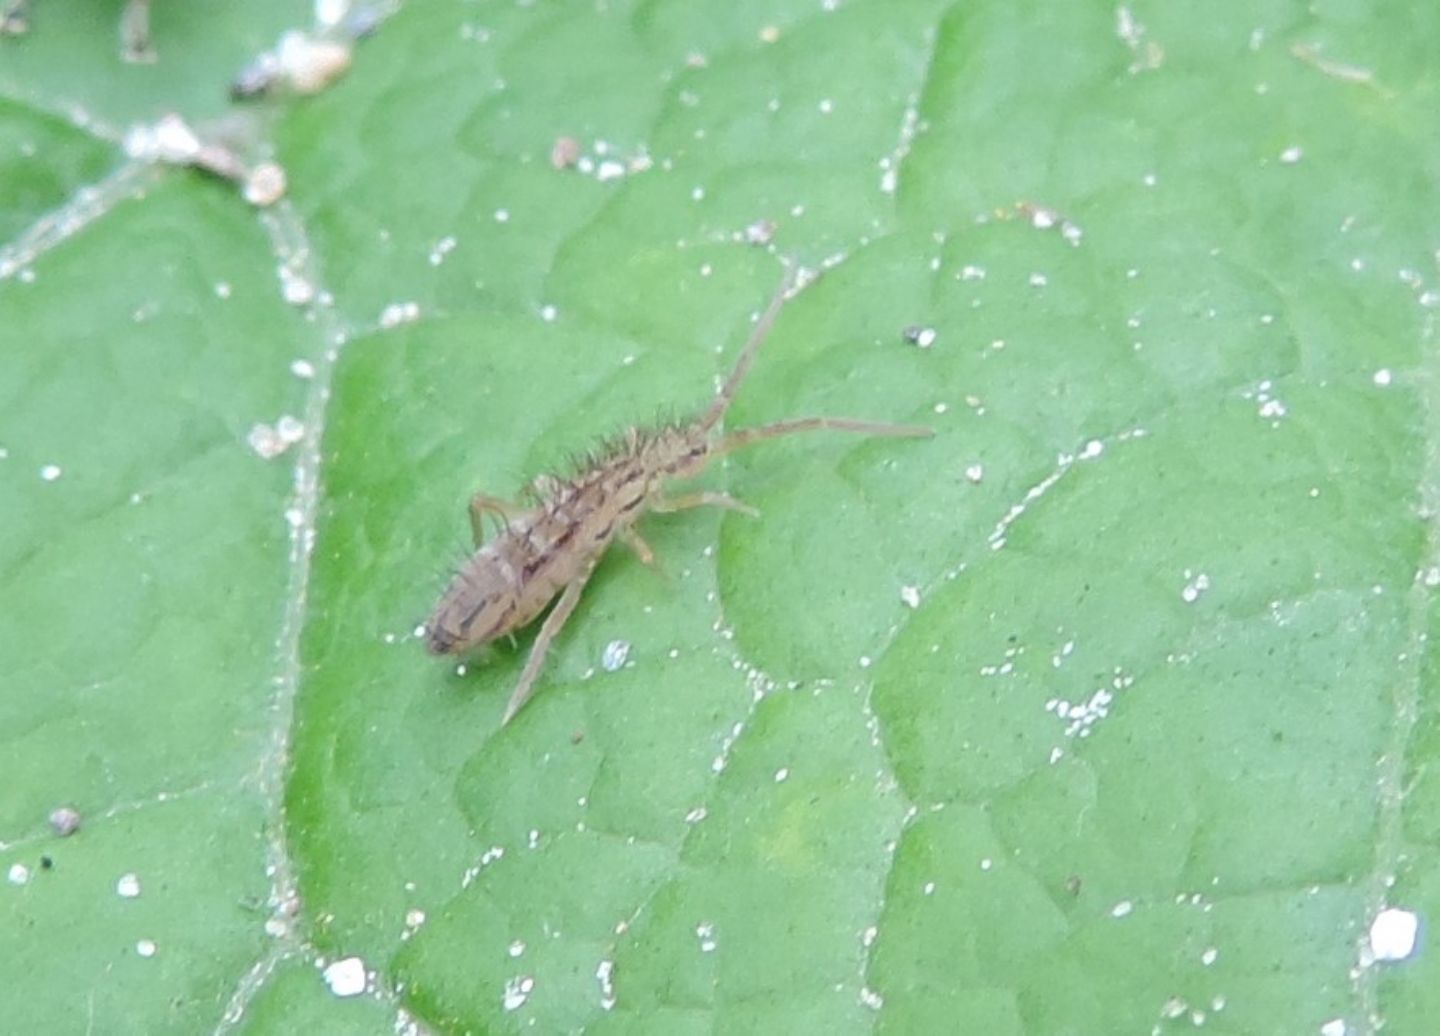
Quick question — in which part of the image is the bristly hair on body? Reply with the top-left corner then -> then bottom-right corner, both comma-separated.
555,426 -> 661,490
548,403 -> 689,490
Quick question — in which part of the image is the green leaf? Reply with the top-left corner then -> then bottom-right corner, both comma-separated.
5,1 -> 1440,1033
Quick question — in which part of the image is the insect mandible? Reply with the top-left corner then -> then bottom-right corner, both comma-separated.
424,267 -> 933,725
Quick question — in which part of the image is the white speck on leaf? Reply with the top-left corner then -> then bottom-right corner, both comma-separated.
315,0 -> 348,29
1280,145 -> 1303,163
135,939 -> 157,958
1111,900 -> 1133,918
243,163 -> 287,207
266,30 -> 352,94
40,464 -> 61,481
275,415 -> 304,442
696,922 -> 717,952
428,236 -> 457,265
903,325 -> 937,348
1160,997 -> 1188,1020
378,301 -> 420,329
596,959 -> 616,1010
116,873 -> 141,898
323,956 -> 367,997
248,416 -> 305,460
8,863 -> 29,885
463,845 -> 505,887
124,112 -> 201,163
278,265 -> 314,305
743,218 -> 777,245
601,640 -> 630,672
1115,6 -> 1141,46
1181,571 -> 1211,603
1373,368 -> 1393,387
900,585 -> 921,609
1246,379 -> 1288,423
49,806 -> 81,836
1369,907 -> 1419,961
880,93 -> 921,194
502,975 -> 534,1011
1115,6 -> 1163,72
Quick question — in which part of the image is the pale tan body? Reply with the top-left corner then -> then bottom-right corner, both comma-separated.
424,270 -> 932,724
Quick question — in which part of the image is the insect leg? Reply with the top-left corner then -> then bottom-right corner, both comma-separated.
714,417 -> 933,456
651,490 -> 759,518
501,561 -> 597,726
619,527 -> 657,565
469,493 -> 526,546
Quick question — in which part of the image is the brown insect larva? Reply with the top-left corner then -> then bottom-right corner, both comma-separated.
424,268 -> 933,725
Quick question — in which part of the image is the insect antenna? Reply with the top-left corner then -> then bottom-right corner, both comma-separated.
698,264 -> 798,433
